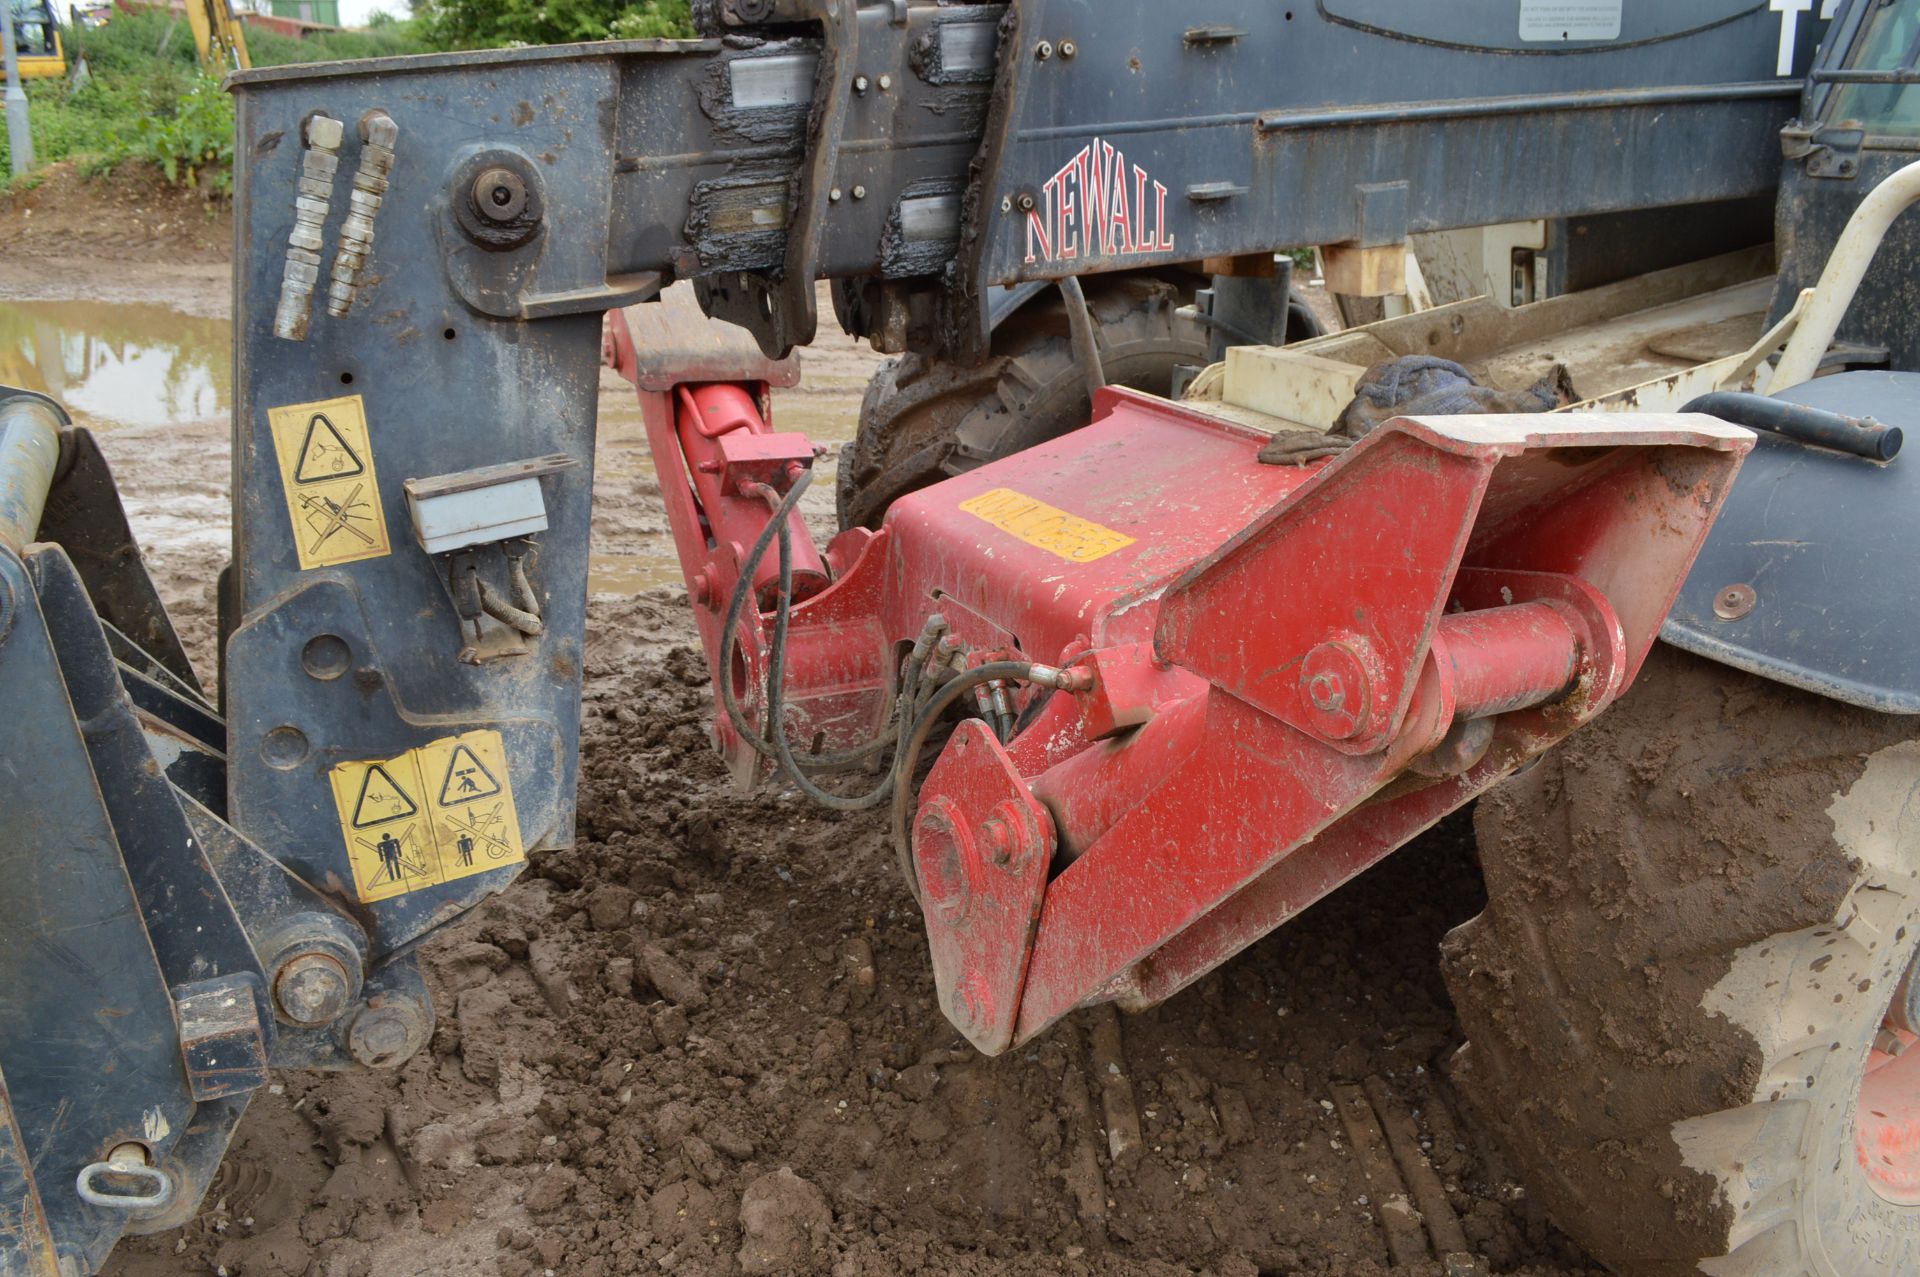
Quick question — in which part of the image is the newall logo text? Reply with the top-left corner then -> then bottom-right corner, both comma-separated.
1024,138 -> 1176,264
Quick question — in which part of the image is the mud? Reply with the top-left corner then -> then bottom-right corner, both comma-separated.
4,181 -> 1600,1276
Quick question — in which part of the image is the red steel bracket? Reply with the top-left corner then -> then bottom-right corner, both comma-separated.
915,720 -> 1057,1055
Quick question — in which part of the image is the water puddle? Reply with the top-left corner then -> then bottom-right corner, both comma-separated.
589,548 -> 684,595
0,300 -> 231,429
0,296 -> 868,601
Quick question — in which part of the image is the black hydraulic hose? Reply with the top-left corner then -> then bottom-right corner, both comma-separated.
887,660 -> 1046,894
763,492 -> 900,812
714,469 -> 895,771
1682,391 -> 1903,462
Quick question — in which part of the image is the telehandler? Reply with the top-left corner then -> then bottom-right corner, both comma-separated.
5,3 -> 1915,1275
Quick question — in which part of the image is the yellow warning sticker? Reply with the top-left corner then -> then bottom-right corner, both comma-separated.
327,729 -> 525,903
958,487 -> 1135,564
267,394 -> 392,570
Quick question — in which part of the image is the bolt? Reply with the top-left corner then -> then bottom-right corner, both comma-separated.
1308,671 -> 1345,713
274,952 -> 352,1027
1000,196 -> 1012,213
1714,583 -> 1757,620
951,985 -> 979,1030
348,997 -> 429,1068
471,166 -> 528,224
829,187 -> 843,203
878,73 -> 892,90
1059,40 -> 1077,58
853,74 -> 870,95
304,113 -> 345,151
1017,193 -> 1037,212
852,185 -> 867,200
982,818 -> 1014,866
1035,39 -> 1054,59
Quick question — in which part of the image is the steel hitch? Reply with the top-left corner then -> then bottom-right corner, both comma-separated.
635,374 -> 1752,1056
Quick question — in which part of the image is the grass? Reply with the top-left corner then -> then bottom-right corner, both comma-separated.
0,10 -> 433,192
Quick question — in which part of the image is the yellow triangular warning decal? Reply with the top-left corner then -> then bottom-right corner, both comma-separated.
294,413 -> 366,485
351,763 -> 419,828
438,744 -> 503,806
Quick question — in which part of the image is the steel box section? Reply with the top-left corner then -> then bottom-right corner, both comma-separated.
963,1 -> 1825,295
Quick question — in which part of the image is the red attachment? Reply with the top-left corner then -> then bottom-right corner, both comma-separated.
676,384 -> 827,604
914,720 -> 1058,1055
619,334 -> 1753,1054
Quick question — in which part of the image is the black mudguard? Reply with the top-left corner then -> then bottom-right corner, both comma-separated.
1664,370 -> 1920,713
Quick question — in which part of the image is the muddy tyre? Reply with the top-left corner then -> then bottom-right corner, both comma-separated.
1444,644 -> 1920,1275
836,273 -> 1207,531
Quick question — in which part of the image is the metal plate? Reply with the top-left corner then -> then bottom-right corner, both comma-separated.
1664,370 -> 1920,712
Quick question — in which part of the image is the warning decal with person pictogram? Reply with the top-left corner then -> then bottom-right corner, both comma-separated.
437,743 -> 502,806
327,729 -> 525,903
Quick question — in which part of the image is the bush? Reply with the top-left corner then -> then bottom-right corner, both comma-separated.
115,73 -> 234,191
0,4 -> 674,188
414,0 -> 693,49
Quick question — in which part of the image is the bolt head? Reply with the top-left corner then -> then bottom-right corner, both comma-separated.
1713,583 -> 1757,621
1017,193 -> 1037,212
305,114 -> 345,151
1035,40 -> 1054,59
1296,638 -> 1374,742
1059,41 -> 1077,58
471,167 -> 529,224
852,185 -> 867,200
829,187 -> 843,203
348,1000 -> 428,1068
878,74 -> 893,90
274,952 -> 352,1027
853,74 -> 870,94
360,111 -> 398,149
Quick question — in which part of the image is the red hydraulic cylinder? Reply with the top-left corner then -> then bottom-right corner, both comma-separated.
674,383 -> 828,603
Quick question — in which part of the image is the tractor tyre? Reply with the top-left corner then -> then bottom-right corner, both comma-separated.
837,272 -> 1207,532
1443,643 -> 1920,1275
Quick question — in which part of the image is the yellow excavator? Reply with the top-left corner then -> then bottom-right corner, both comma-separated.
185,0 -> 249,74
7,1 -> 63,78
7,0 -> 247,80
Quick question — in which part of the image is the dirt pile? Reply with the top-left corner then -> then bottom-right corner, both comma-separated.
0,161 -> 232,265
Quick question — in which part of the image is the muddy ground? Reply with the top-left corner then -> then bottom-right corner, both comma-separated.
2,171 -> 1602,1277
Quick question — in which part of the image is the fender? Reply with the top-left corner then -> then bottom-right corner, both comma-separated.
1664,370 -> 1920,712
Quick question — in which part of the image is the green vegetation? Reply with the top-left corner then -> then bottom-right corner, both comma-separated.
413,0 -> 693,48
0,9 -> 431,189
1,3 -> 699,193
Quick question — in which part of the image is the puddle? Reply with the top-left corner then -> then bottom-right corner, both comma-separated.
589,548 -> 684,595
0,300 -> 232,429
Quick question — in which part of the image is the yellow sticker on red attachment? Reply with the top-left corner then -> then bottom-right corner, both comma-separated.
267,394 -> 391,570
958,487 -> 1135,564
327,729 -> 525,903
